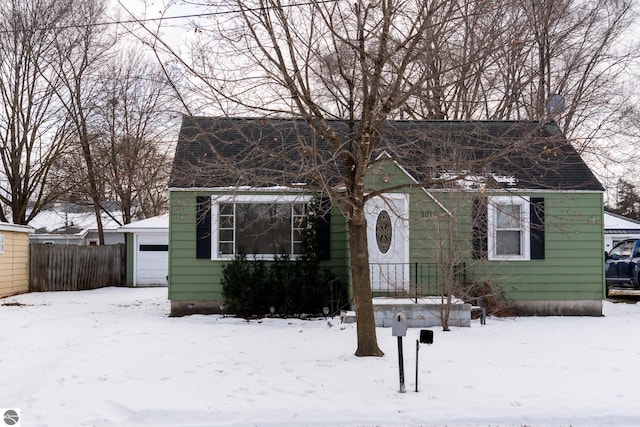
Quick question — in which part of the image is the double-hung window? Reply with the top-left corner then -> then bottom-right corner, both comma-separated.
487,196 -> 530,260
212,195 -> 310,259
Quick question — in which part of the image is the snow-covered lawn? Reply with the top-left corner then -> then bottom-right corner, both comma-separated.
1,287 -> 639,427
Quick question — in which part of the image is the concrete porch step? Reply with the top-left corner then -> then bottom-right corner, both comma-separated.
373,297 -> 472,328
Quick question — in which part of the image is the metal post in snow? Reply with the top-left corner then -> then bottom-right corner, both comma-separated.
416,329 -> 434,393
397,336 -> 405,393
415,339 -> 419,392
392,312 -> 408,393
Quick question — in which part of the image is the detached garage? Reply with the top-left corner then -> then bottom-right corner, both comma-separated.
0,222 -> 33,298
120,215 -> 169,287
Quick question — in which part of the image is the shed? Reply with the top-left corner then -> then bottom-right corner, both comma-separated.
0,222 -> 34,298
119,215 -> 169,287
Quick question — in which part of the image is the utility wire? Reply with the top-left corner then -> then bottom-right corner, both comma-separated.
0,0 -> 338,34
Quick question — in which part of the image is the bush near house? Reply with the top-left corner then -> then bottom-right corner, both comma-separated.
221,204 -> 344,317
221,251 -> 340,316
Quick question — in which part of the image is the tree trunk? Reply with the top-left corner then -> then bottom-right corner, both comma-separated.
348,213 -> 384,357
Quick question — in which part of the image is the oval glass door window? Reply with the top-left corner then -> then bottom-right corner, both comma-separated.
376,210 -> 392,253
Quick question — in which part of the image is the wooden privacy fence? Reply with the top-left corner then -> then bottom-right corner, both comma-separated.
30,244 -> 126,292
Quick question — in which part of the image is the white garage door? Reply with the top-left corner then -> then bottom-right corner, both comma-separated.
136,233 -> 168,286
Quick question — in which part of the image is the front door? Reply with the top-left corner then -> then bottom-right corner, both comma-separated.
365,194 -> 410,293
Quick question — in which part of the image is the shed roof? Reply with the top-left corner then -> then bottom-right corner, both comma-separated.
0,222 -> 33,234
119,214 -> 169,233
170,116 -> 603,192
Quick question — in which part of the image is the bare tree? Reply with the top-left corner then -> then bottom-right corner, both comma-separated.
48,0 -> 117,244
123,0 -> 456,356
87,50 -> 176,223
0,0 -> 73,224
124,0 -> 630,354
404,0 -> 638,150
131,0 -> 556,356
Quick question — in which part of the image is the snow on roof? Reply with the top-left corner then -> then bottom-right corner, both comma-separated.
28,202 -> 125,234
0,222 -> 34,233
604,211 -> 640,231
119,214 -> 169,233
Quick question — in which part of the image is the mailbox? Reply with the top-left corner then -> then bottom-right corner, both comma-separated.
391,312 -> 407,337
419,329 -> 434,344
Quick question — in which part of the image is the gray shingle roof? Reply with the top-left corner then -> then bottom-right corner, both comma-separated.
170,116 -> 603,192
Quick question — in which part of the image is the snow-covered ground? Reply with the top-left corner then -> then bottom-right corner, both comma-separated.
1,287 -> 639,427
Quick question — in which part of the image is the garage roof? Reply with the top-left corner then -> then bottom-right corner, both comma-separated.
119,214 -> 169,233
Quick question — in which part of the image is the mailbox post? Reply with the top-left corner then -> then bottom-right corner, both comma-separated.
415,329 -> 434,392
391,312 -> 408,393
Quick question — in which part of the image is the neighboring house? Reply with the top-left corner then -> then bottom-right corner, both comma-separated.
604,211 -> 640,253
0,222 -> 34,298
29,201 -> 126,245
119,215 -> 169,287
168,117 -> 605,317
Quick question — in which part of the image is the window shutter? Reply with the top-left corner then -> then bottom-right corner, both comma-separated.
316,197 -> 331,260
196,196 -> 212,259
530,197 -> 545,260
472,197 -> 488,259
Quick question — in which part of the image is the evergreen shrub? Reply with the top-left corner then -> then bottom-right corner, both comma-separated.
221,199 -> 343,317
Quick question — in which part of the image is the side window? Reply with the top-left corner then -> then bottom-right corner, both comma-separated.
621,241 -> 634,258
610,241 -> 634,259
487,196 -> 530,261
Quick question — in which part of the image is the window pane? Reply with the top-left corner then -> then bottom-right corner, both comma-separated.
219,204 -> 234,215
219,229 -> 234,242
620,241 -> 634,258
219,215 -> 234,228
219,242 -> 234,254
235,203 -> 292,254
496,230 -> 521,255
293,203 -> 306,215
292,242 -> 303,255
496,204 -> 520,228
139,244 -> 168,252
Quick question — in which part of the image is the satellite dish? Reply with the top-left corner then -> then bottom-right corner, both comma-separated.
545,93 -> 565,115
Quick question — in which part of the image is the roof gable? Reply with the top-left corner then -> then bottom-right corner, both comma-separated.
170,116 -> 603,192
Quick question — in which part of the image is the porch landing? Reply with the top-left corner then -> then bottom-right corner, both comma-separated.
373,297 -> 472,328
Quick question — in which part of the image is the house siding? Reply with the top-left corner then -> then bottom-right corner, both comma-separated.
423,191 -> 604,315
171,182 -> 604,316
0,228 -> 31,298
465,192 -> 604,303
168,190 -> 350,314
367,159 -> 604,314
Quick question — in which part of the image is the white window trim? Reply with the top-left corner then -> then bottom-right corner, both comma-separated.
487,195 -> 530,261
210,194 -> 313,260
0,234 -> 4,255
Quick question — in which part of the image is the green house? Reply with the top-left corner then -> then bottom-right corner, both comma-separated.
168,117 -> 605,317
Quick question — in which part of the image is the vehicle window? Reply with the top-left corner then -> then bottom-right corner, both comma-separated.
610,241 -> 634,259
